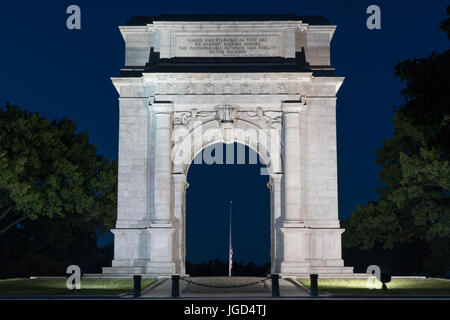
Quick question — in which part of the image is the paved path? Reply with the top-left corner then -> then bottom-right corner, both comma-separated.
141,276 -> 309,298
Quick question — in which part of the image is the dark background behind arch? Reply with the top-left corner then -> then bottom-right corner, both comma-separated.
186,143 -> 270,266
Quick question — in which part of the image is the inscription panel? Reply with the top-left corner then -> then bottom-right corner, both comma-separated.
173,34 -> 282,57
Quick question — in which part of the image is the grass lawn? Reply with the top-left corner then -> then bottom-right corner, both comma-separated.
297,278 -> 450,296
0,278 -> 156,296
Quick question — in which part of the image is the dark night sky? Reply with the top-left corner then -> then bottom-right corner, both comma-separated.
0,1 -> 448,265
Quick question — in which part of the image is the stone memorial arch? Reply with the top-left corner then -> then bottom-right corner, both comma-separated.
103,15 -> 353,277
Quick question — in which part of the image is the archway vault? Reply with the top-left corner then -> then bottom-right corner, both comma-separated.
172,108 -> 282,176
171,114 -> 282,275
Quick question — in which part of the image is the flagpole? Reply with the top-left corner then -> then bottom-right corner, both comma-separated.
228,200 -> 232,277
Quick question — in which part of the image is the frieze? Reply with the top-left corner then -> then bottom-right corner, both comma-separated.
174,106 -> 282,131
156,82 -> 299,95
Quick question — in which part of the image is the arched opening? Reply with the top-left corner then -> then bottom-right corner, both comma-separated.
185,142 -> 271,276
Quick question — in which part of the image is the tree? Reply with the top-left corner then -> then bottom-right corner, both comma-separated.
343,8 -> 450,276
0,103 -> 117,276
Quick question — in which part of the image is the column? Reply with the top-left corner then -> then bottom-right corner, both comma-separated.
146,102 -> 176,275
152,103 -> 174,223
281,102 -> 305,223
269,173 -> 283,273
279,101 -> 309,276
172,172 -> 188,275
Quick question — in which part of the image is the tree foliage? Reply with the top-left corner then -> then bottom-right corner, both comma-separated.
0,103 -> 117,276
343,9 -> 450,275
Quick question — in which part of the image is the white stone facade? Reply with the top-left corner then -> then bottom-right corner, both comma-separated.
103,16 -> 353,277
